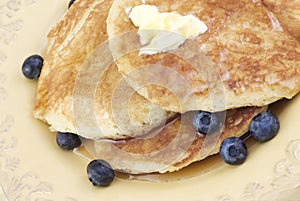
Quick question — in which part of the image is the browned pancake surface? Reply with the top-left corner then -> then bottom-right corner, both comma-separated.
263,0 -> 300,41
34,0 -> 270,174
107,0 -> 300,113
84,106 -> 267,174
33,0 -> 172,139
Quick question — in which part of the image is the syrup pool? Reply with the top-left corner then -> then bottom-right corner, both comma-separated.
74,134 -> 257,183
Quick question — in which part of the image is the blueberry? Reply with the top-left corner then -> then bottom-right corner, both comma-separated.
56,132 -> 82,150
249,112 -> 280,142
87,159 -> 114,187
192,111 -> 221,134
21,54 -> 43,79
68,0 -> 76,8
219,137 -> 247,165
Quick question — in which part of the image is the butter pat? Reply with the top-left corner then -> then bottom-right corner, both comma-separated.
129,5 -> 208,54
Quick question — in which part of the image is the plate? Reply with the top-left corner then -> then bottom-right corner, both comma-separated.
0,0 -> 300,200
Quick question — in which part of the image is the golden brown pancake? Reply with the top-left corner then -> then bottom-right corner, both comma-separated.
33,0 -> 173,140
34,0 -> 270,174
262,0 -> 300,41
83,106 -> 267,174
107,0 -> 300,113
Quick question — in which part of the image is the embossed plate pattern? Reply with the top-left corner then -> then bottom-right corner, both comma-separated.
0,0 -> 299,200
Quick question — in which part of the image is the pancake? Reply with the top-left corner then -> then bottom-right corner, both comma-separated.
34,0 -> 270,175
82,106 -> 268,174
262,0 -> 300,41
107,0 -> 300,113
33,0 -> 173,140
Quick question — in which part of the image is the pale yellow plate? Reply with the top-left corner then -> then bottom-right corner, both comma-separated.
1,0 -> 300,200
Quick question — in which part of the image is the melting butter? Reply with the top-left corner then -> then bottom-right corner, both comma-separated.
129,5 -> 208,55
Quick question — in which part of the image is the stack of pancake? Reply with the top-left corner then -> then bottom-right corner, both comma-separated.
33,0 -> 300,174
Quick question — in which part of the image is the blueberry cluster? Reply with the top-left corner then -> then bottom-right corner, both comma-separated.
22,48 -> 280,185
22,53 -> 115,187
56,131 -> 115,186
192,111 -> 280,165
